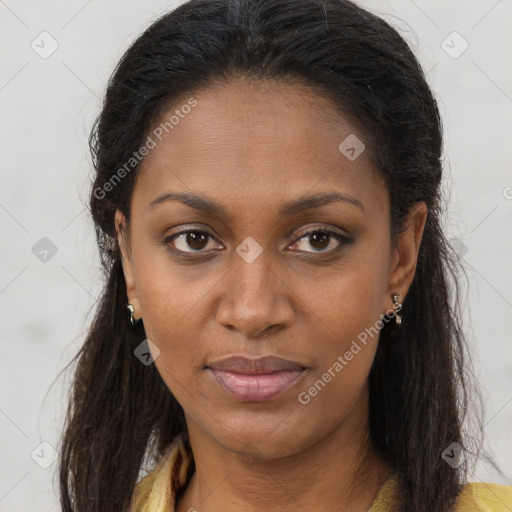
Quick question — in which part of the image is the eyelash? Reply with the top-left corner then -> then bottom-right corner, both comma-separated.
162,226 -> 351,257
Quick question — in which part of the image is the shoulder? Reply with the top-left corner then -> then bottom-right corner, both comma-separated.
128,434 -> 192,512
369,474 -> 512,512
454,481 -> 512,511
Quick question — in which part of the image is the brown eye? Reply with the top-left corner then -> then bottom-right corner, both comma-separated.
290,229 -> 350,254
166,230 -> 222,253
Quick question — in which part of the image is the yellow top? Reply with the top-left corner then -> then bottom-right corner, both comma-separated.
128,435 -> 512,512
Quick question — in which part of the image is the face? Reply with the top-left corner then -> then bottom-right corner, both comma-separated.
116,80 -> 426,459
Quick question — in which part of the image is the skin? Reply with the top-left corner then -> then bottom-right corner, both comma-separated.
116,80 -> 427,512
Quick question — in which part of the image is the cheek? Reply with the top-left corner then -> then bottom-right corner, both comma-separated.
292,250 -> 388,400
299,287 -> 381,402
133,259 -> 223,407
137,269 -> 207,367
297,252 -> 389,348
133,239 -> 214,345
292,284 -> 382,437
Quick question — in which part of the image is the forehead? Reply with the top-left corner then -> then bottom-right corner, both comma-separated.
132,80 -> 388,221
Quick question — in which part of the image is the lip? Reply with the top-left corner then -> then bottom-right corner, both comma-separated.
206,355 -> 308,402
207,355 -> 307,373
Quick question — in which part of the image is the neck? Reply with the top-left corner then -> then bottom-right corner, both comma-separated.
176,391 -> 392,512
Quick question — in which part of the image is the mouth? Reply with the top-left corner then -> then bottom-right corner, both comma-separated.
206,355 -> 308,402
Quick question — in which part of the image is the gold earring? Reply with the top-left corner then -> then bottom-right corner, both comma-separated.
127,303 -> 141,327
391,293 -> 402,325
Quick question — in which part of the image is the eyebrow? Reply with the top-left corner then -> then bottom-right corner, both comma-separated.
147,191 -> 365,217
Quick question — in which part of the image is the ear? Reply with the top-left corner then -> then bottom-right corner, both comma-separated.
385,201 -> 428,312
115,209 -> 142,321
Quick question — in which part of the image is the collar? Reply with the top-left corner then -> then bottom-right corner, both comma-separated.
129,433 -> 192,512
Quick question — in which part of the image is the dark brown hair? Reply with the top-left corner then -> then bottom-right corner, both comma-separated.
56,1 -> 501,510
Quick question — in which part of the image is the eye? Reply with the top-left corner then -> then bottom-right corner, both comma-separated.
164,229 -> 223,254
163,226 -> 351,256
289,228 -> 350,254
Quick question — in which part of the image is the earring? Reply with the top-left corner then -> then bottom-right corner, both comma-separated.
127,303 -> 141,327
391,293 -> 402,325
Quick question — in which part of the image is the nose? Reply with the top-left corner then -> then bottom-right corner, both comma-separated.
215,246 -> 295,339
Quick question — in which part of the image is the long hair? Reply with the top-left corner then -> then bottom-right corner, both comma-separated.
56,1 -> 497,510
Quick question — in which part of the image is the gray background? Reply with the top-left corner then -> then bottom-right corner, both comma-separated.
1,1 -> 511,510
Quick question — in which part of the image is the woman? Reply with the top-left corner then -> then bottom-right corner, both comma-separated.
57,0 -> 512,511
